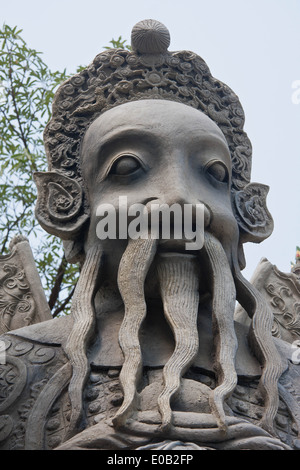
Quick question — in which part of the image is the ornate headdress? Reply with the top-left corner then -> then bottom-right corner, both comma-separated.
44,19 -> 251,191
36,20 -> 273,247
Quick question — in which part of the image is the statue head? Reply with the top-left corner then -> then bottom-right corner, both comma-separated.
35,19 -> 273,261
34,20 -> 284,439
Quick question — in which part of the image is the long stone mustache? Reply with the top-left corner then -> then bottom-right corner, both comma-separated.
155,253 -> 200,430
206,233 -> 287,436
204,232 -> 238,432
112,236 -> 157,427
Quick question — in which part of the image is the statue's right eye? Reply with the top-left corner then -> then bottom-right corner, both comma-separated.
110,155 -> 142,176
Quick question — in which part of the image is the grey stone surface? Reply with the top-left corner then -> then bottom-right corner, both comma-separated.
0,19 -> 299,450
0,235 -> 52,334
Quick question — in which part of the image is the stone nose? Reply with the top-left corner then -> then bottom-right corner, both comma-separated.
144,197 -> 211,231
151,160 -> 209,226
142,155 -> 212,230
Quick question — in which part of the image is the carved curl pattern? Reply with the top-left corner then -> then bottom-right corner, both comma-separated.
44,47 -> 252,192
266,282 -> 300,340
0,415 -> 13,443
0,355 -> 27,413
0,264 -> 36,333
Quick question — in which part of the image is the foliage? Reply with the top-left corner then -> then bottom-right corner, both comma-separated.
0,25 -> 78,316
103,36 -> 131,50
291,246 -> 300,268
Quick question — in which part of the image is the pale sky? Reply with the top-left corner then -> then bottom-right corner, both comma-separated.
1,0 -> 300,281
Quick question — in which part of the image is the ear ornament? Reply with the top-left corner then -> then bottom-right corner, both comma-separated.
233,183 -> 273,243
34,172 -> 89,239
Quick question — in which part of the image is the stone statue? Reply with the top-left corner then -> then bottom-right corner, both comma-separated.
0,19 -> 299,451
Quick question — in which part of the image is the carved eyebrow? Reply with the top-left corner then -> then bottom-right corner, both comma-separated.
187,130 -> 229,149
95,127 -> 163,158
93,127 -> 162,182
190,134 -> 231,167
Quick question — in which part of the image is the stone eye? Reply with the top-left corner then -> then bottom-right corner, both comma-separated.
206,161 -> 228,183
111,155 -> 141,176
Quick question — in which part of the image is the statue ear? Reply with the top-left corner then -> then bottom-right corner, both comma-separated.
233,183 -> 274,243
34,172 -> 89,240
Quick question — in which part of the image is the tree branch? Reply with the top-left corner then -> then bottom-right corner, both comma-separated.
52,285 -> 76,318
0,201 -> 31,254
48,255 -> 67,311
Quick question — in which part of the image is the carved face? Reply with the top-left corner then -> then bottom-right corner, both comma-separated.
40,99 -> 281,438
80,99 -> 239,281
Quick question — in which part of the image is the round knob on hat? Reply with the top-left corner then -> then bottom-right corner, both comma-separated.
131,19 -> 170,54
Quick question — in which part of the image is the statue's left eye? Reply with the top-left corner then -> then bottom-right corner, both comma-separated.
205,161 -> 229,183
111,155 -> 141,176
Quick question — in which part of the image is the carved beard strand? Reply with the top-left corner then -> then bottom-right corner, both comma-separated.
204,232 -> 238,432
155,252 -> 200,430
65,244 -> 104,438
232,254 -> 287,437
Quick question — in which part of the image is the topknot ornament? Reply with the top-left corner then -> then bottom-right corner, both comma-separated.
131,19 -> 170,54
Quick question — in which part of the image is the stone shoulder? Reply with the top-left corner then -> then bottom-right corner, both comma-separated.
0,330 -> 70,450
